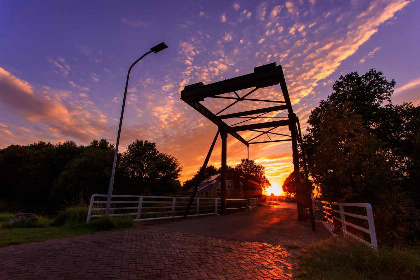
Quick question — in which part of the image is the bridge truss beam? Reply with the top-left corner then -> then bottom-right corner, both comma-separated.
180,62 -> 315,230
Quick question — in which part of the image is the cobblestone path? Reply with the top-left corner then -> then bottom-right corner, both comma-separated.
0,227 -> 296,280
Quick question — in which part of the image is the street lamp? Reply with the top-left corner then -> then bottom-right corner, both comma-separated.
105,42 -> 168,217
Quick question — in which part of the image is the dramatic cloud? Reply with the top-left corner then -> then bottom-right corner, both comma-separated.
1,0 -> 414,186
395,77 -> 420,93
0,67 -> 107,143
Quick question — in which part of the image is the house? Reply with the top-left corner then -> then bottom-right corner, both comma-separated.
191,173 -> 262,199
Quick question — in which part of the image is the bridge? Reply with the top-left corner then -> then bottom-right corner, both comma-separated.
0,202 -> 330,279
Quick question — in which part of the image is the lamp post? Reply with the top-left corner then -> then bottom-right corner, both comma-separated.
105,42 -> 168,217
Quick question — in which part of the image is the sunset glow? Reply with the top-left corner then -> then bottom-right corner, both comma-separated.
264,182 -> 284,197
0,0 -> 419,185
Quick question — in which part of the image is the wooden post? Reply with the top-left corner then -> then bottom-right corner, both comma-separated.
221,130 -> 227,215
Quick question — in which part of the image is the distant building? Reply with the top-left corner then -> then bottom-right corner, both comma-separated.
190,173 -> 262,199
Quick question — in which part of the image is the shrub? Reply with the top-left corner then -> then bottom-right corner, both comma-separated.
86,217 -> 135,231
0,213 -> 14,225
51,207 -> 88,227
110,216 -> 135,229
86,218 -> 115,231
296,237 -> 420,280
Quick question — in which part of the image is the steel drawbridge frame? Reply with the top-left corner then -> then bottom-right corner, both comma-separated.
180,62 -> 315,230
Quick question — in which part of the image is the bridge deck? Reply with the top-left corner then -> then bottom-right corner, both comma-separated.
150,202 -> 330,248
0,203 -> 330,280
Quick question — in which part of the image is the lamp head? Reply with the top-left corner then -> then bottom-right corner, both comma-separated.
150,42 -> 168,53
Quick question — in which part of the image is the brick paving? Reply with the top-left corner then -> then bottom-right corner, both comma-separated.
151,202 -> 330,248
0,203 -> 330,279
0,227 -> 295,280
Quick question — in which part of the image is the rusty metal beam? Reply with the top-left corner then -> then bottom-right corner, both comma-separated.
181,63 -> 281,102
219,105 -> 288,119
248,139 -> 292,145
186,101 -> 248,146
184,131 -> 219,218
212,96 -> 286,104
231,120 -> 289,131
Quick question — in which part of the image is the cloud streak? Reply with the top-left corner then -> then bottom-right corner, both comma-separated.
0,67 -> 107,143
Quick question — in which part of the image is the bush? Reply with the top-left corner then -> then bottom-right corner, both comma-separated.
110,216 -> 135,229
86,218 -> 115,231
296,237 -> 420,280
0,213 -> 14,225
87,217 -> 135,231
51,207 -> 88,227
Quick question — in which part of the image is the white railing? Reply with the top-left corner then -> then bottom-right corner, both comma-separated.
248,198 -> 259,208
225,198 -> 248,210
87,194 -> 220,222
318,200 -> 378,250
87,194 -> 260,223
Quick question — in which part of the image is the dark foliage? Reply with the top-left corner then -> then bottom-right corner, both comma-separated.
234,159 -> 270,188
182,159 -> 269,191
303,69 -> 420,245
182,165 -> 219,193
0,139 -> 181,214
117,140 -> 181,196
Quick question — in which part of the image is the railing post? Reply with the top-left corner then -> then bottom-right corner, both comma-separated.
339,204 -> 347,233
196,198 -> 200,215
366,203 -> 378,250
329,202 -> 333,225
86,194 -> 96,223
172,197 -> 176,217
136,196 -> 143,220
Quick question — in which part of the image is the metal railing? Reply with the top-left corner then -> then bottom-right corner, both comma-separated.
225,198 -> 248,210
248,198 -> 259,208
87,194 -> 220,222
317,200 -> 378,250
87,194 -> 260,223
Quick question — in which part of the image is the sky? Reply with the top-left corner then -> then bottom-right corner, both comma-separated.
1,0 -> 419,191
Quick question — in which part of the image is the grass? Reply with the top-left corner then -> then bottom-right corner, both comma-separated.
0,207 -> 136,248
0,226 -> 94,247
296,237 -> 420,280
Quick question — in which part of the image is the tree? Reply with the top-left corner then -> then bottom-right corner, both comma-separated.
234,159 -> 269,189
0,141 -> 81,213
119,140 -> 181,196
308,104 -> 392,202
51,139 -> 115,209
182,165 -> 218,192
303,69 -> 420,244
282,171 -> 298,198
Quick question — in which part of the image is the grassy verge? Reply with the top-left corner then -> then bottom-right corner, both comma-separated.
296,237 -> 420,280
0,208 -> 136,248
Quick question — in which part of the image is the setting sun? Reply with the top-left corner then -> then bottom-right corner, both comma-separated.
264,182 -> 284,196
